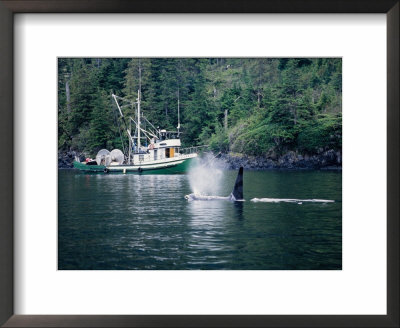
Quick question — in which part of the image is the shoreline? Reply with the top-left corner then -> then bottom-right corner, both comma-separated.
59,149 -> 342,171
218,150 -> 341,170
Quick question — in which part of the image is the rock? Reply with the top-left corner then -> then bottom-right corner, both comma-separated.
336,151 -> 342,164
216,149 -> 342,170
58,150 -> 87,168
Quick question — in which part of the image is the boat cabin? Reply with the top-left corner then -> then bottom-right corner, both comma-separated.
132,138 -> 181,164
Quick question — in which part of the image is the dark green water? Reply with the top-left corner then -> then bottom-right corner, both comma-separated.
58,169 -> 341,270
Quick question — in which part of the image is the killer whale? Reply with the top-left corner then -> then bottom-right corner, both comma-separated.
185,166 -> 244,201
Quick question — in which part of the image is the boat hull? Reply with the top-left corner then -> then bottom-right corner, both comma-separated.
73,156 -> 196,174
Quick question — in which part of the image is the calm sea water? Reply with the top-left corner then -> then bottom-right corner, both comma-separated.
58,168 -> 341,270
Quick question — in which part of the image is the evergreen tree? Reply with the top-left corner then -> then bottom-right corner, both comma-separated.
58,57 -> 342,157
87,90 -> 114,153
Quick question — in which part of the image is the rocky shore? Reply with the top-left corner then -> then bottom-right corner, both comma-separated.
58,151 -> 86,168
59,149 -> 342,170
218,149 -> 342,170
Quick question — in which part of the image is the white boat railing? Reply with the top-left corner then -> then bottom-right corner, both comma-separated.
179,145 -> 209,155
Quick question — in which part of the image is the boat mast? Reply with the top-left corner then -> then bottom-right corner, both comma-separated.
128,118 -> 132,164
137,61 -> 142,150
137,89 -> 141,149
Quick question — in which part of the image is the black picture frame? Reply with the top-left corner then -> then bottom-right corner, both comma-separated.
0,1 -> 398,327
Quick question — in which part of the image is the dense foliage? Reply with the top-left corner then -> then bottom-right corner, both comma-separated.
58,58 -> 341,157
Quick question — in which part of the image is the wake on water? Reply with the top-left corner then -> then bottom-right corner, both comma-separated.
184,194 -> 233,201
250,198 -> 334,204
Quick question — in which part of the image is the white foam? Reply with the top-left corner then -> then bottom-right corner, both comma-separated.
185,193 -> 230,201
250,198 -> 335,203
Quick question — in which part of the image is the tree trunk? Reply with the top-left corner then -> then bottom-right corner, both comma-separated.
224,109 -> 228,130
66,80 -> 71,115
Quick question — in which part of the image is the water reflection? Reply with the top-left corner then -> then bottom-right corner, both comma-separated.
185,199 -> 238,268
233,201 -> 244,220
59,169 -> 342,270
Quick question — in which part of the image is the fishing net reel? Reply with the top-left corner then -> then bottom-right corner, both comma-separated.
95,149 -> 111,166
110,149 -> 124,165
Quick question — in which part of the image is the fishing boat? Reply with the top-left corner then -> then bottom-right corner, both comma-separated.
73,88 -> 202,174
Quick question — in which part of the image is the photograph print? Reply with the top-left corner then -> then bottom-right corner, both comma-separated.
58,58 -> 342,270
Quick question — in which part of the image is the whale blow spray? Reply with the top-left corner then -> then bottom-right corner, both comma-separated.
188,153 -> 228,196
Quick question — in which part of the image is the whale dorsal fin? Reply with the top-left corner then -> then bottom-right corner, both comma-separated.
231,167 -> 243,201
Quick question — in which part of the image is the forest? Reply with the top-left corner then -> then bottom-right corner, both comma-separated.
58,58 -> 342,159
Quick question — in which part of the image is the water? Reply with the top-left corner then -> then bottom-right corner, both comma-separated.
58,169 -> 342,270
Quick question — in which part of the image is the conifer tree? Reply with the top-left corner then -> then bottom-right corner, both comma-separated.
58,57 -> 342,157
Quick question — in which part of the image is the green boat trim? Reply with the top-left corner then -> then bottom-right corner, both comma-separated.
73,161 -> 106,172
73,156 -> 196,174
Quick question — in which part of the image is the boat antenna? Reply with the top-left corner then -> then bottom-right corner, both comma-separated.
138,59 -> 142,92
